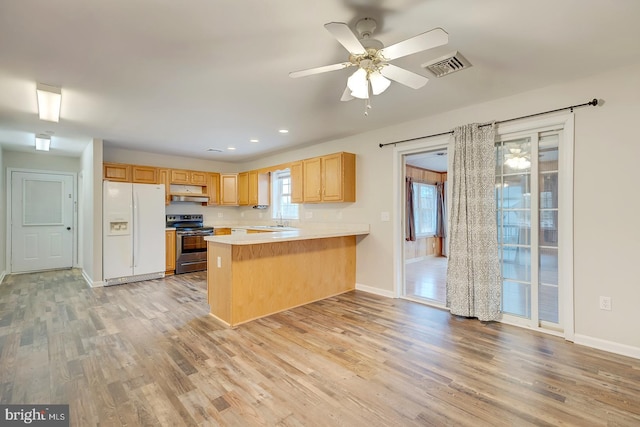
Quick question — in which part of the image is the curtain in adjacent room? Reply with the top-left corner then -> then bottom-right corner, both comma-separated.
405,177 -> 416,241
446,123 -> 501,321
435,182 -> 446,256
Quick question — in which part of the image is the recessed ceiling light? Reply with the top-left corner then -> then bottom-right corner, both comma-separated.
278,129 -> 289,134
250,139 -> 259,143
227,146 -> 236,151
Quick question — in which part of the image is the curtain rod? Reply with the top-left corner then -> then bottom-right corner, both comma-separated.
378,98 -> 599,148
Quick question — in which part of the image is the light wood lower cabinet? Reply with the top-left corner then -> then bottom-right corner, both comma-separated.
165,230 -> 176,275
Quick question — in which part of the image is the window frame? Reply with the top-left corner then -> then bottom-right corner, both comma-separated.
271,169 -> 299,220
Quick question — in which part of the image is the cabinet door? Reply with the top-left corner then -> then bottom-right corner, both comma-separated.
165,230 -> 176,274
248,171 -> 258,205
190,171 -> 207,185
103,163 -> 131,182
237,172 -> 249,206
170,169 -> 190,184
303,157 -> 322,202
207,173 -> 220,206
157,168 -> 171,205
220,174 -> 238,205
321,153 -> 343,201
290,161 -> 303,203
132,165 -> 158,184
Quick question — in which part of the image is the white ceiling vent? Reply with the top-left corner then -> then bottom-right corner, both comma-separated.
422,51 -> 472,77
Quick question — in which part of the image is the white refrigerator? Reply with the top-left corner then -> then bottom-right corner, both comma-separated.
103,181 -> 166,286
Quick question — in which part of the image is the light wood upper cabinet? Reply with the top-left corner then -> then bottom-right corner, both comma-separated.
190,171 -> 207,185
206,173 -> 220,206
220,173 -> 239,206
104,162 -> 160,185
290,161 -> 303,204
303,152 -> 355,203
237,172 -> 249,206
302,157 -> 322,202
165,230 -> 176,274
131,165 -> 158,184
104,163 -> 131,182
249,170 -> 270,206
170,169 -> 206,185
157,168 -> 171,205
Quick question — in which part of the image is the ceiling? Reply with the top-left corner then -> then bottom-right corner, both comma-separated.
1,0 -> 640,162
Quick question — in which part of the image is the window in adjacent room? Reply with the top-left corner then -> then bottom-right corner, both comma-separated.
413,182 -> 437,236
272,169 -> 299,220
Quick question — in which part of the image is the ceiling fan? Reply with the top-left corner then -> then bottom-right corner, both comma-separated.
289,18 -> 448,111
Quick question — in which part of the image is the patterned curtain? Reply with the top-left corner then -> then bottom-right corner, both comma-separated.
446,123 -> 501,321
405,177 -> 416,242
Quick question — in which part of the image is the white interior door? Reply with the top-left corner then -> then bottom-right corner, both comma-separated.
11,171 -> 74,273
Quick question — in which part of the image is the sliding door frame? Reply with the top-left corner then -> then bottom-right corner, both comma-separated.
392,113 -> 574,341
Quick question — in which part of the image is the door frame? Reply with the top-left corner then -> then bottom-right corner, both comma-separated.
392,136 -> 451,301
6,168 -> 78,274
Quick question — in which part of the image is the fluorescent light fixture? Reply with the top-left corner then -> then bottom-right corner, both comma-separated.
35,135 -> 51,151
36,83 -> 61,122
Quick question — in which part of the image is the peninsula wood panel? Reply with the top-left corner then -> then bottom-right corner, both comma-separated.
207,243 -> 232,323
207,236 -> 356,326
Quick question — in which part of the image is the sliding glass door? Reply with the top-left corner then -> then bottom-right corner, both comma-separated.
496,131 -> 562,330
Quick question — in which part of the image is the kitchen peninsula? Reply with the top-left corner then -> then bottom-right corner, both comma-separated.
205,225 -> 369,327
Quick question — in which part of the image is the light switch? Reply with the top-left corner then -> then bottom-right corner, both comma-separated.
381,212 -> 390,222
217,256 -> 221,268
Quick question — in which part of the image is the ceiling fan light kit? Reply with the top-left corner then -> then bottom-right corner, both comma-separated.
289,18 -> 449,114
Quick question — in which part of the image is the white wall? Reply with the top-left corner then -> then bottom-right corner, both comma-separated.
80,139 -> 103,285
242,63 -> 640,356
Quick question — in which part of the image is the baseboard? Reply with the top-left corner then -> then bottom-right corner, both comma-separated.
82,269 -> 104,288
0,271 -> 5,284
355,282 -> 395,298
573,334 -> 640,360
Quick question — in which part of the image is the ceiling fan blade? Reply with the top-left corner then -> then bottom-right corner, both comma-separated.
380,64 -> 429,89
324,22 -> 367,55
289,62 -> 351,78
379,27 -> 448,60
340,87 -> 354,102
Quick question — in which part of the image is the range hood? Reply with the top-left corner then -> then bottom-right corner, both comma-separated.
171,194 -> 209,203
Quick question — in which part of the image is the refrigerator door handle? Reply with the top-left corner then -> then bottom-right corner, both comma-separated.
133,190 -> 139,268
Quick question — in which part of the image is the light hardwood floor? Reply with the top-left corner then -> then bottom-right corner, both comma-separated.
1,269 -> 639,426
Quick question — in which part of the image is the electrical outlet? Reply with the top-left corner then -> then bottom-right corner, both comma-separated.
599,296 -> 612,311
217,212 -> 223,218
305,211 -> 313,219
381,211 -> 390,222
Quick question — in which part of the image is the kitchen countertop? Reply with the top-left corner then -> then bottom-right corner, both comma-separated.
204,224 -> 369,245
